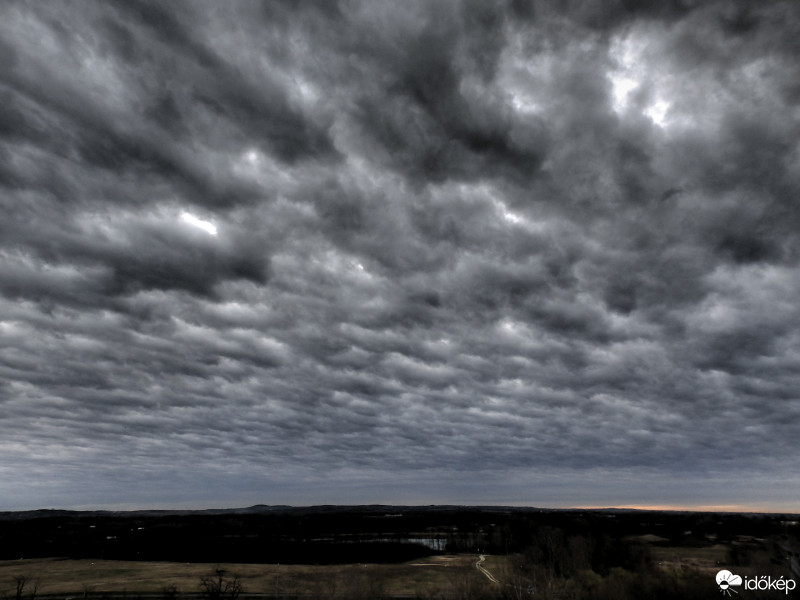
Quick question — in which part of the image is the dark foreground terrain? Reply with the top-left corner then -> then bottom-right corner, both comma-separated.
1,505 -> 798,599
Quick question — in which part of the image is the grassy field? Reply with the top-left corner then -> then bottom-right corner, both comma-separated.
650,544 -> 729,574
0,555 -> 487,597
0,544 -> 766,598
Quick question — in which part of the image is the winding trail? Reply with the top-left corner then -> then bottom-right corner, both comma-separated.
475,554 -> 500,584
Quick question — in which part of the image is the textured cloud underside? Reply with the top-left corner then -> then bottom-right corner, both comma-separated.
1,0 -> 799,510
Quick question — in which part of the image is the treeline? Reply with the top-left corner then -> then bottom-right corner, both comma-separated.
1,506 -> 796,567
486,520 -> 795,600
491,526 -> 707,600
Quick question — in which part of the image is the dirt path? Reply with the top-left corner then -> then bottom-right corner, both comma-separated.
475,555 -> 499,584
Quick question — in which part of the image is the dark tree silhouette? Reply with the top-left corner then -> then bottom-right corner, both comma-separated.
10,576 -> 37,600
199,568 -> 243,600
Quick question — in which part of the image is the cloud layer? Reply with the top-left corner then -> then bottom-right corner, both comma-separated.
2,0 -> 800,510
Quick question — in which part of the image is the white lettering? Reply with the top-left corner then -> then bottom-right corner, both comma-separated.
743,575 -> 797,594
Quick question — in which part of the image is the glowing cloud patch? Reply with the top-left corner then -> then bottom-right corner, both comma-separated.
180,211 -> 218,236
645,100 -> 669,127
610,75 -> 638,113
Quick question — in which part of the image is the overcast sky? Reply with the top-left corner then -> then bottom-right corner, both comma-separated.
2,0 -> 800,512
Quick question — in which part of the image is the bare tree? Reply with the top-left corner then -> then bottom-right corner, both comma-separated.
9,576 -> 37,600
199,568 -> 243,600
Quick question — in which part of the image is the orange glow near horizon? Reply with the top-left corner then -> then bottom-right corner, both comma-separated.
570,503 -> 800,514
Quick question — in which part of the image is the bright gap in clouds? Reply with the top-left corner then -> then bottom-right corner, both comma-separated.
608,32 -> 672,128
180,211 -> 218,236
645,100 -> 669,127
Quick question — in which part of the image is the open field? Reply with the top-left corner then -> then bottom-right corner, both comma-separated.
1,507 -> 796,599
0,555 -> 483,597
650,544 -> 729,574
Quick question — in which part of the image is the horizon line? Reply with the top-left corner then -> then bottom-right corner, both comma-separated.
5,502 -> 799,515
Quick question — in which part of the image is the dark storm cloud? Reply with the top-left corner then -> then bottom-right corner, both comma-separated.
2,0 -> 800,510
